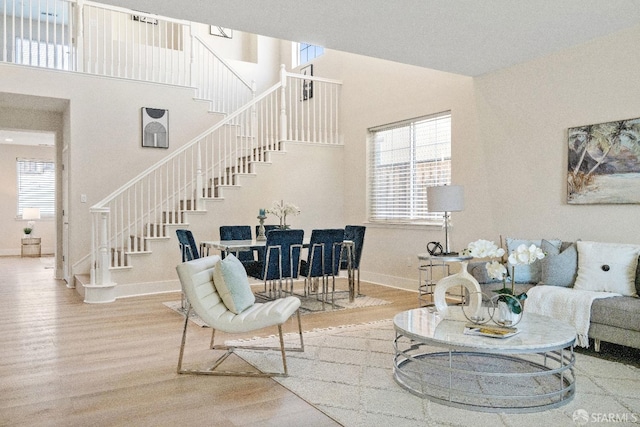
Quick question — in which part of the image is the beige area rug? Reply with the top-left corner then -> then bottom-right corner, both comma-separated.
163,293 -> 391,327
229,320 -> 640,427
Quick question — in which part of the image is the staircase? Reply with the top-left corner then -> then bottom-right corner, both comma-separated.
86,68 -> 342,302
0,0 -> 342,302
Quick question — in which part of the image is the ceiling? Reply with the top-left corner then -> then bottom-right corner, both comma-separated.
97,0 -> 640,76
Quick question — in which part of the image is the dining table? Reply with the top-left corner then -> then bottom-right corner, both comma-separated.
200,238 -> 357,302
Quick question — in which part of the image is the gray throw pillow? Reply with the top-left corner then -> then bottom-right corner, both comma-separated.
506,237 -> 561,283
539,240 -> 577,287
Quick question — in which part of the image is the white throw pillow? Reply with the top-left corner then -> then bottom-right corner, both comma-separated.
574,241 -> 640,296
212,254 -> 255,314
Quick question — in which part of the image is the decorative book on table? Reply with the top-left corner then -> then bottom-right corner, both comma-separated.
463,324 -> 520,339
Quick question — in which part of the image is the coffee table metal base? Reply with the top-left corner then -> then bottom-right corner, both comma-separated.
393,336 -> 575,413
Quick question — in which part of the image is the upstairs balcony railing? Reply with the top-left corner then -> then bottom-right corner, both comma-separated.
0,0 -> 254,113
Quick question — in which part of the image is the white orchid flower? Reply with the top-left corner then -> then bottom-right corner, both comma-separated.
485,260 -> 507,281
508,243 -> 545,265
464,239 -> 505,258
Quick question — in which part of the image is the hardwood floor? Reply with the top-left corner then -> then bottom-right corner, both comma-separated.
0,256 -> 419,426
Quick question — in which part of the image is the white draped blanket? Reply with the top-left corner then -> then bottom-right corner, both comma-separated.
526,286 -> 620,347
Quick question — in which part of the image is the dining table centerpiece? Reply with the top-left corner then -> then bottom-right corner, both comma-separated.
266,200 -> 300,229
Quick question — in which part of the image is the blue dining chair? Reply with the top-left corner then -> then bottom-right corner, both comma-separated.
175,229 -> 200,308
176,229 -> 200,262
255,225 -> 281,261
219,225 -> 260,276
340,225 -> 366,296
251,229 -> 304,299
300,228 -> 345,309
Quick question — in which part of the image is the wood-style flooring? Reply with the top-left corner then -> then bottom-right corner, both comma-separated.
0,256 -> 419,426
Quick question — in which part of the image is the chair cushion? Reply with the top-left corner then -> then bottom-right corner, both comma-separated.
213,254 -> 256,314
539,240 -> 577,287
574,241 -> 640,296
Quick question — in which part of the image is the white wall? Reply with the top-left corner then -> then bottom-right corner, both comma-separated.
472,24 -> 640,245
301,24 -> 640,292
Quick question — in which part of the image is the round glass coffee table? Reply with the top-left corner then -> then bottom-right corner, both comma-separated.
393,307 -> 576,413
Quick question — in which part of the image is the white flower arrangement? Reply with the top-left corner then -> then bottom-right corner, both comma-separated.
508,243 -> 545,266
463,239 -> 545,314
463,239 -> 505,259
266,200 -> 300,228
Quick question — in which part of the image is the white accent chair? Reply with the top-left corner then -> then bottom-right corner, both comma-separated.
176,255 -> 304,377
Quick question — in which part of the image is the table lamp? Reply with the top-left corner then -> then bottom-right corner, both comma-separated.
426,185 -> 464,255
22,207 -> 41,237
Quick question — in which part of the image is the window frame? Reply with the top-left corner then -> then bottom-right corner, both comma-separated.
16,158 -> 56,219
295,42 -> 324,67
367,111 -> 452,225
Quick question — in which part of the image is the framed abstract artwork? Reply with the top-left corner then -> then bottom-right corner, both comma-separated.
141,107 -> 169,149
567,117 -> 640,204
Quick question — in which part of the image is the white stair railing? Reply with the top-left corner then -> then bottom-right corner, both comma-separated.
191,34 -> 255,114
89,69 -> 342,288
0,0 -> 254,113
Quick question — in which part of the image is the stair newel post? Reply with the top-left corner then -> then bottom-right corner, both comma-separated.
86,207 -> 116,303
95,208 -> 112,286
196,141 -> 203,209
279,64 -> 288,143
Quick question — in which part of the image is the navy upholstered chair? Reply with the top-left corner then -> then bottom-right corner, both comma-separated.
176,229 -> 200,308
176,229 -> 200,262
251,229 -> 304,299
340,225 -> 366,295
300,228 -> 345,309
255,225 -> 281,261
219,225 -> 260,276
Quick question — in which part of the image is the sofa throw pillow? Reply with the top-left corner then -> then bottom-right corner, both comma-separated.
539,240 -> 578,287
574,241 -> 640,297
212,254 -> 255,314
506,238 -> 561,283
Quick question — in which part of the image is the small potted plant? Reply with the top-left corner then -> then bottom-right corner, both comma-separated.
23,227 -> 33,236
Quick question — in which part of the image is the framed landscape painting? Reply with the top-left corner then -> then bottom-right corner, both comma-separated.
567,117 -> 640,204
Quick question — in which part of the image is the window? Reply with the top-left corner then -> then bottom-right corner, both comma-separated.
368,112 -> 451,223
17,159 -> 55,218
298,43 -> 324,65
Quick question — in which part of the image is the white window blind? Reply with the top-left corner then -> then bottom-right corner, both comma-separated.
17,159 -> 55,218
368,112 -> 451,223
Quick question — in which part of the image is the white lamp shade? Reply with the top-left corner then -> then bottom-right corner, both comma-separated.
22,207 -> 41,220
427,185 -> 464,212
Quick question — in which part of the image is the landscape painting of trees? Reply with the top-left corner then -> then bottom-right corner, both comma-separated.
567,117 -> 640,204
